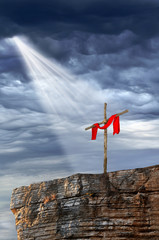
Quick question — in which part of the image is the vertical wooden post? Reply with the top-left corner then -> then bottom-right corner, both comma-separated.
85,106 -> 128,174
104,103 -> 107,174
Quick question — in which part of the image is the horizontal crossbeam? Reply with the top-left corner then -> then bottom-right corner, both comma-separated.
85,109 -> 128,131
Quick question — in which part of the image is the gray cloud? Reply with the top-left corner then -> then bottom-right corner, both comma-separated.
0,106 -> 66,165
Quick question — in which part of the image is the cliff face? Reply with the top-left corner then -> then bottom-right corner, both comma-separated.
11,165 -> 159,240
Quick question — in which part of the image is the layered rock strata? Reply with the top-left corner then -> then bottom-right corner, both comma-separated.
11,165 -> 159,239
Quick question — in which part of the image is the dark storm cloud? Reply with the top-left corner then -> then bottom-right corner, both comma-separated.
0,0 -> 158,71
0,0 -> 159,38
0,39 -> 31,84
0,0 -> 158,122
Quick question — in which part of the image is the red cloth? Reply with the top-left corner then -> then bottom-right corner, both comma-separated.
91,114 -> 120,140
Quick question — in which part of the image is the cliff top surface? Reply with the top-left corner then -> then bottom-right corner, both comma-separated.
11,163 -> 159,190
11,164 -> 159,210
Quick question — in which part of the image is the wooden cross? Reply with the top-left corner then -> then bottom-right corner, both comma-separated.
85,103 -> 128,174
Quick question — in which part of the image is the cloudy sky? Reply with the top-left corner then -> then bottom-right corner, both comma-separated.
0,0 -> 159,239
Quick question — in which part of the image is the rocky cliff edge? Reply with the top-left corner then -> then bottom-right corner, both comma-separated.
10,165 -> 159,240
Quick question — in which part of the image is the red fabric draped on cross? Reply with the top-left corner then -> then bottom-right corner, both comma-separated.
91,114 -> 120,140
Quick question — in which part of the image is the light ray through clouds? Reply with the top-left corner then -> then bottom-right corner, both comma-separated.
7,35 -> 159,155
11,36 -> 94,121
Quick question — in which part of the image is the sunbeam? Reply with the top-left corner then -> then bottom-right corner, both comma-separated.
11,36 -> 93,120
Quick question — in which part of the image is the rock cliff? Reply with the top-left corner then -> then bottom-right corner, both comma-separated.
11,165 -> 159,240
